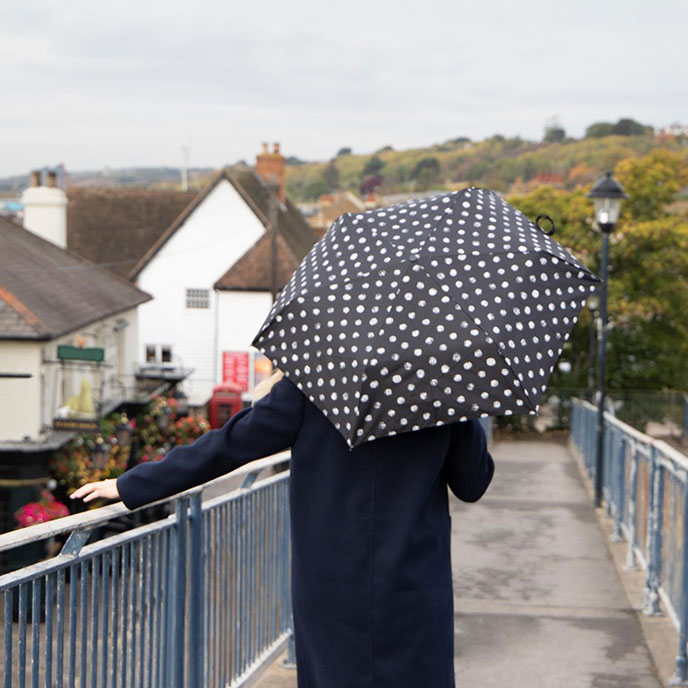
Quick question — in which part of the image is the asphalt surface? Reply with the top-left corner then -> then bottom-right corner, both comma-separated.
257,438 -> 662,687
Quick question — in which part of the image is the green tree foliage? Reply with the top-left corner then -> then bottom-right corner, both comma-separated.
585,122 -> 615,138
323,160 -> 340,190
586,118 -> 653,138
605,215 -> 688,389
303,177 -> 331,201
411,157 -> 440,179
362,156 -> 386,176
544,124 -> 566,143
615,149 -> 688,220
336,147 -> 352,157
508,150 -> 688,390
613,118 -> 651,136
410,157 -> 441,191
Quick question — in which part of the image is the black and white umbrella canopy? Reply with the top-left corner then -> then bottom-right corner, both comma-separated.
252,187 -> 600,449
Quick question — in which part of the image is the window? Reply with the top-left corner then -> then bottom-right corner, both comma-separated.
161,345 -> 172,363
186,288 -> 210,309
146,345 -> 157,362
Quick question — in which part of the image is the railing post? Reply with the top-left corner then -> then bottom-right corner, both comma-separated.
281,630 -> 297,669
611,435 -> 626,542
587,404 -> 595,477
188,493 -> 204,688
643,446 -> 664,616
173,497 -> 189,687
669,475 -> 688,685
625,440 -> 639,570
604,422 -> 613,516
164,514 -> 176,687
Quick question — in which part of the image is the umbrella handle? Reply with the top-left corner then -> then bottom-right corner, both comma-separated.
535,214 -> 556,236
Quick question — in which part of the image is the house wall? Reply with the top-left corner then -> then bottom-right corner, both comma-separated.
40,308 -> 141,432
216,290 -> 274,389
0,341 -> 42,441
136,179 -> 265,405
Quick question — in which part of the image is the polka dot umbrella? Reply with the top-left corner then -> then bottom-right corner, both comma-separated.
252,187 -> 600,449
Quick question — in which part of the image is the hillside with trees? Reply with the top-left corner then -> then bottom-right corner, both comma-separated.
285,118 -> 688,202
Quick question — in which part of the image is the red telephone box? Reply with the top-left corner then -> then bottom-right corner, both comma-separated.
208,382 -> 244,429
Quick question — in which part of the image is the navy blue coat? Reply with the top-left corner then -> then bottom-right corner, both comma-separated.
116,376 -> 494,688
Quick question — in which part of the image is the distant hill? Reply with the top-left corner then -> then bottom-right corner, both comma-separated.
0,166 -> 215,195
2,126 -> 686,202
285,132 -> 688,202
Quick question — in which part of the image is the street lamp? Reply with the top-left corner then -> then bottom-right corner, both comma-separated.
156,404 -> 173,431
173,389 -> 189,417
90,435 -> 109,471
587,171 -> 628,508
587,292 -> 600,402
115,413 -> 133,449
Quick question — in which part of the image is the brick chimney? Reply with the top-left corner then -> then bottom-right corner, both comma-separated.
255,142 -> 286,204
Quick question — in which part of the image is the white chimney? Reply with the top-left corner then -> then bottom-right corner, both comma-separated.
21,169 -> 68,248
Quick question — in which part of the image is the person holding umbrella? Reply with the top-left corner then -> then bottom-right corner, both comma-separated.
72,364 -> 494,687
72,187 -> 598,687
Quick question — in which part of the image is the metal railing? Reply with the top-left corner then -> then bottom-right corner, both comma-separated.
570,399 -> 688,685
479,416 -> 493,446
0,453 -> 293,688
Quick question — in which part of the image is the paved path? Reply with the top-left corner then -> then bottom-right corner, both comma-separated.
257,439 -> 662,687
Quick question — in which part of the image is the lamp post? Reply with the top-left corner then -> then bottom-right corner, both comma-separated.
587,292 -> 600,402
587,171 -> 628,508
90,435 -> 108,471
115,413 -> 133,449
156,404 -> 172,431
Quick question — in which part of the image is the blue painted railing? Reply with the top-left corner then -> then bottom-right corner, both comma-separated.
479,416 -> 493,447
0,452 -> 293,688
570,399 -> 688,686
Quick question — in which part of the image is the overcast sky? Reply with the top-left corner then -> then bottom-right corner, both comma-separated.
1,0 -> 685,177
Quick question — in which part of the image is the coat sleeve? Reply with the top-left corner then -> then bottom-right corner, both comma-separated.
116,376 -> 304,510
442,419 -> 495,503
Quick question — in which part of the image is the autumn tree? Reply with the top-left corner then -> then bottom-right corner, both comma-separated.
615,149 -> 688,221
508,155 -> 688,391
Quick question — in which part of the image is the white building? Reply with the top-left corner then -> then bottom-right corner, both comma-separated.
65,144 -> 318,407
0,190 -> 151,443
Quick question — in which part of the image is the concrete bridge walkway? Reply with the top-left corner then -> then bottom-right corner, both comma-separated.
258,438 -> 662,687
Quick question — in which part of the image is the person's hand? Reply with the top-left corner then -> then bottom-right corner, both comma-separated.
70,478 -> 120,503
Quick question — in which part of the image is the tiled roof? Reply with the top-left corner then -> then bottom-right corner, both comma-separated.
129,167 -> 317,286
214,231 -> 301,291
0,297 -> 40,338
66,187 -> 197,279
313,192 -> 366,231
0,216 -> 152,340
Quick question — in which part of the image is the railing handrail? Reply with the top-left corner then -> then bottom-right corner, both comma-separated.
569,397 -> 688,684
574,396 -> 688,470
0,450 -> 290,553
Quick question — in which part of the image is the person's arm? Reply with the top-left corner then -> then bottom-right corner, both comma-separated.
442,419 -> 495,502
114,376 -> 304,510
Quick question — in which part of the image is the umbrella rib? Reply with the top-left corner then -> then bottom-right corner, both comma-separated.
414,262 -> 538,414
